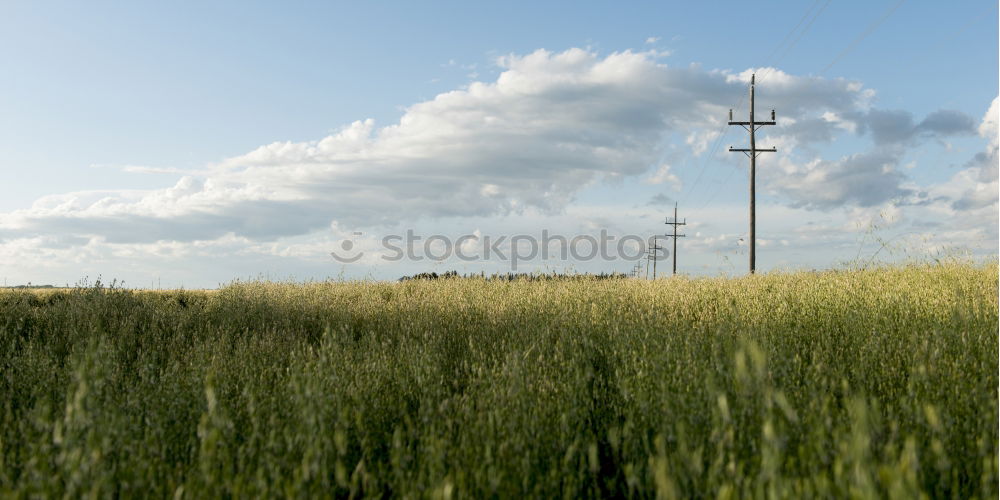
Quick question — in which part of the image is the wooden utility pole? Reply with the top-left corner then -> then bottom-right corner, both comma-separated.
646,239 -> 662,280
664,202 -> 686,275
651,239 -> 660,279
728,73 -> 776,274
645,245 -> 651,279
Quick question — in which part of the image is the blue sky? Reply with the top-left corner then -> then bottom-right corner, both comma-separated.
0,1 -> 996,287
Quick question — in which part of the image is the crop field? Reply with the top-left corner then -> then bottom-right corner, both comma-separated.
0,262 -> 996,498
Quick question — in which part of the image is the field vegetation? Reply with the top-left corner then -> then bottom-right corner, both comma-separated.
0,262 -> 996,497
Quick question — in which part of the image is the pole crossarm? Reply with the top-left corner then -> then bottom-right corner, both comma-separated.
730,147 -> 777,158
728,147 -> 777,152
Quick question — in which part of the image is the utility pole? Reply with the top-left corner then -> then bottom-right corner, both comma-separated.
645,239 -> 661,280
664,203 -> 686,275
645,245 -> 651,279
728,73 -> 776,274
651,238 -> 660,279
632,262 -> 643,278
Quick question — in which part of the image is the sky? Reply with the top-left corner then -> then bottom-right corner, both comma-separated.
0,1 -> 997,287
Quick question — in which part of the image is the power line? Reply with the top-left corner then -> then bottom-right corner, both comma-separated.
712,0 -> 909,215
721,0 -> 909,212
700,0 -> 909,214
679,123 -> 734,205
888,2 -> 995,70
692,0 -> 833,211
759,0 -> 824,67
679,0 -> 832,208
818,0 -> 907,75
694,161 -> 740,211
758,0 -> 832,83
695,0 -> 937,274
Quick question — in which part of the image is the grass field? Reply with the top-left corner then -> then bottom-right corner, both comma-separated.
0,262 -> 996,498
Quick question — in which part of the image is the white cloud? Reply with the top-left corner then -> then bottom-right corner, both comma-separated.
843,203 -> 903,232
821,111 -> 858,134
764,149 -> 911,209
646,193 -> 674,206
866,108 -> 976,146
760,102 -> 982,212
980,97 -> 999,138
685,129 -> 720,156
643,164 -> 681,189
932,96 -> 999,213
3,48 -> 877,246
968,96 -> 999,183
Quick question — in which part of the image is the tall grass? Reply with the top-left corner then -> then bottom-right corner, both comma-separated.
0,263 -> 996,497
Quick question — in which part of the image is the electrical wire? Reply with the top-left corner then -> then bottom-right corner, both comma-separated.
679,0 -> 832,210
758,0 -> 832,83
759,0 -> 823,68
887,2 -> 995,70
702,0 -> 908,211
818,0 -> 907,75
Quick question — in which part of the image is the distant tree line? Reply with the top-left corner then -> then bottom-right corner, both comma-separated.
398,270 -> 628,282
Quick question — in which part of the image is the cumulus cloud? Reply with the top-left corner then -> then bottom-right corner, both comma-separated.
948,96 -> 999,211
759,103 -> 980,210
762,101 -> 975,153
685,129 -> 720,155
0,49 -> 877,247
966,96 -> 999,182
727,69 -> 876,116
765,149 -> 911,209
1,50 -> 689,243
865,108 -> 976,146
646,193 -> 674,206
643,164 -> 681,188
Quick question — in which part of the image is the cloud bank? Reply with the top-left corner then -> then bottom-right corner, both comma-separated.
0,47 -> 994,281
